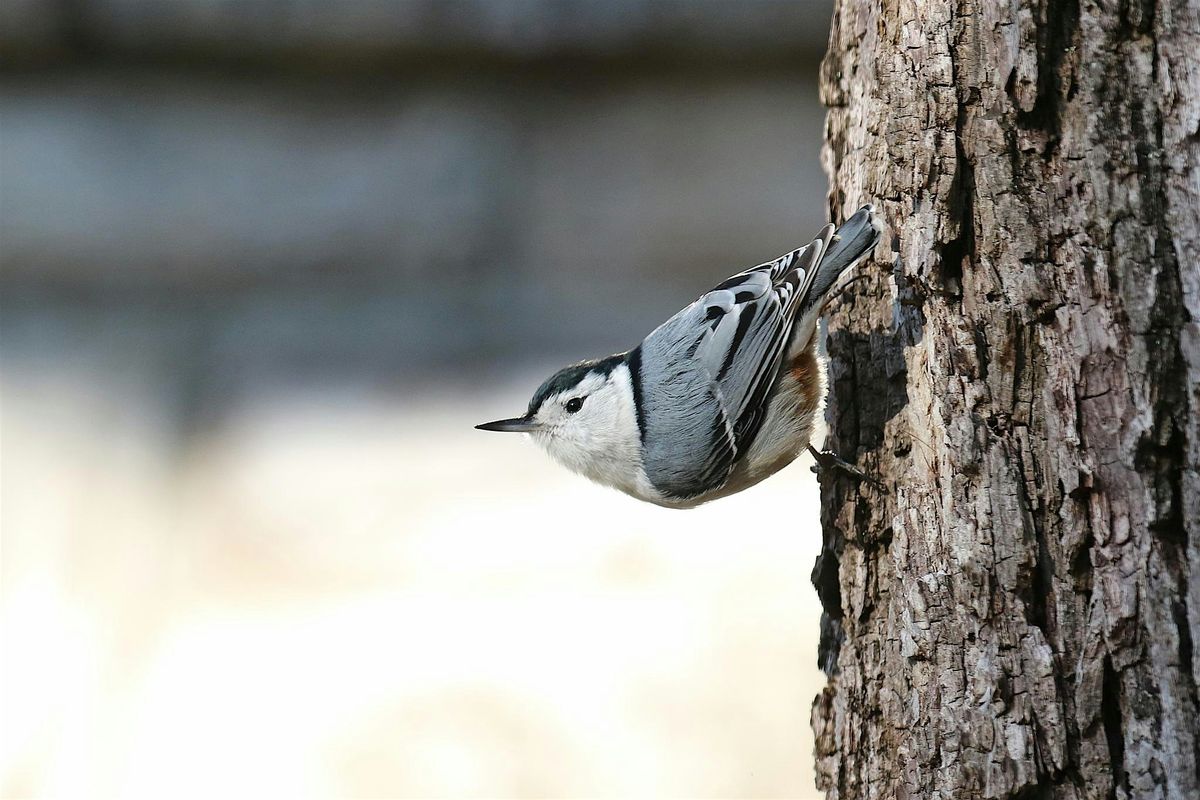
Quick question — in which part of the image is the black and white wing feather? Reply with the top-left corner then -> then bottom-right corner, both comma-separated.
634,224 -> 835,500
694,230 -> 831,449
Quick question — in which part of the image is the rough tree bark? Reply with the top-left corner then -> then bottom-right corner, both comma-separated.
812,1 -> 1199,798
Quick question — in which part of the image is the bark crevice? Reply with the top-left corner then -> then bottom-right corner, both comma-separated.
1100,657 -> 1127,799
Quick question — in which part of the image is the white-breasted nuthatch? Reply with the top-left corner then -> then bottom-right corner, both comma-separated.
478,205 -> 881,508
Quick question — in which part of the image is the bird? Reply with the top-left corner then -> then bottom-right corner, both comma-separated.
477,204 -> 881,508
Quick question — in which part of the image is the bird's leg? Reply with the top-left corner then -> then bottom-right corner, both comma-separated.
807,445 -> 884,488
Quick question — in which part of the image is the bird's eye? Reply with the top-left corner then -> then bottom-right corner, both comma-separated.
565,397 -> 584,413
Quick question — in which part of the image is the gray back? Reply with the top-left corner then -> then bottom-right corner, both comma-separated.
632,207 -> 878,501
634,241 -> 823,499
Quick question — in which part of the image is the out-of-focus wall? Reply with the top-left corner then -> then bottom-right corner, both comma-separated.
1,2 -> 836,797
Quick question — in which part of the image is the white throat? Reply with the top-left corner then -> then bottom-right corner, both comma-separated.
535,363 -> 648,499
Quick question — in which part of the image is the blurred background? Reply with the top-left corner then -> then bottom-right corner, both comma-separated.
1,1 -> 836,797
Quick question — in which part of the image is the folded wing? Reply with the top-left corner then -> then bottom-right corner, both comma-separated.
636,226 -> 834,500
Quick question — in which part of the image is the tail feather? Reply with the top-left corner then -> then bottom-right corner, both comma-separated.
800,205 -> 880,316
788,204 -> 881,351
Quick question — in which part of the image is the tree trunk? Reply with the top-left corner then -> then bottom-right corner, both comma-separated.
812,1 -> 1200,798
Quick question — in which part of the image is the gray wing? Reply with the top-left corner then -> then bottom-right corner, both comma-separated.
636,227 -> 834,500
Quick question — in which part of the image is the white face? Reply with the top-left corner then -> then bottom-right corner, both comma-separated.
528,366 -> 643,494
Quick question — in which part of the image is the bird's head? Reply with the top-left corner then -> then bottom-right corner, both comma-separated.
476,354 -> 641,489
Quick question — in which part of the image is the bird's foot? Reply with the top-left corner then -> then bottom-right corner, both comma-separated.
807,445 -> 884,488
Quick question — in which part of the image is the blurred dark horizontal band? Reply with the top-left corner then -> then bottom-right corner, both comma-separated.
1,0 -> 834,379
2,0 -> 832,71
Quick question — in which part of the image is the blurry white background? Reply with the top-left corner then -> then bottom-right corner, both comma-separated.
3,374 -> 827,797
1,1 -> 834,797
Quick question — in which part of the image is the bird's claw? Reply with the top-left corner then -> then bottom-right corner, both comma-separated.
807,445 -> 884,488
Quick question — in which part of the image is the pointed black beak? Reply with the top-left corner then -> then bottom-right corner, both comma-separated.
475,416 -> 540,433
